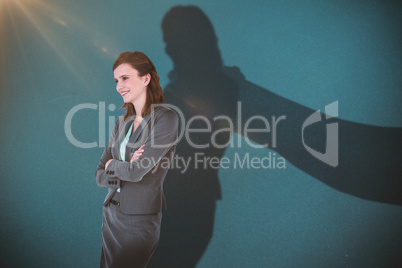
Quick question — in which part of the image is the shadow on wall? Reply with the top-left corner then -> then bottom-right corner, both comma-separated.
148,5 -> 402,267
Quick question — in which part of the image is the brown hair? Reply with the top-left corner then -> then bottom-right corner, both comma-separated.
113,51 -> 165,120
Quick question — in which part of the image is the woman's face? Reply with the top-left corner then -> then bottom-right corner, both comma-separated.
114,63 -> 149,104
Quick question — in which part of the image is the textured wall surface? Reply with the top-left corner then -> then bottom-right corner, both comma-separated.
1,1 -> 401,267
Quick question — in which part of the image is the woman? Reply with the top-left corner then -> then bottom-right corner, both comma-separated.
95,51 -> 179,268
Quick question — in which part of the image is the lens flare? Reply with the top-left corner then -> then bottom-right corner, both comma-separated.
0,0 -> 119,91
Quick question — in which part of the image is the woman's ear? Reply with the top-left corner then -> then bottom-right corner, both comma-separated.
144,74 -> 151,86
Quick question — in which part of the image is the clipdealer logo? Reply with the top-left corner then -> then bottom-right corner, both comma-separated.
302,101 -> 339,167
64,100 -> 339,168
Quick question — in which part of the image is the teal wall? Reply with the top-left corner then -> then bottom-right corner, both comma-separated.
1,0 -> 401,267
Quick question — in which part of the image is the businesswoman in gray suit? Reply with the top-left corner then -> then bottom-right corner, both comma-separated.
95,51 -> 179,268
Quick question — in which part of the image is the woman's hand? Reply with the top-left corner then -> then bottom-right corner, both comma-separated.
104,145 -> 145,170
130,145 -> 145,162
105,159 -> 113,169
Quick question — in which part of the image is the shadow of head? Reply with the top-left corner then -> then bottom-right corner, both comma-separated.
162,5 -> 222,70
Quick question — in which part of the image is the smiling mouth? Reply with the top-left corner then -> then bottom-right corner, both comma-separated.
121,91 -> 130,97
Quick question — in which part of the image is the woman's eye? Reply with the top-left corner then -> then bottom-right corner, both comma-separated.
122,77 -> 128,80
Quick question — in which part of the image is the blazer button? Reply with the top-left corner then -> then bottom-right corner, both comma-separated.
112,171 -> 115,175
108,181 -> 111,185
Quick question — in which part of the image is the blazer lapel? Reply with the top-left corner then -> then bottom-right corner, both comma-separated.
124,111 -> 156,161
113,117 -> 134,161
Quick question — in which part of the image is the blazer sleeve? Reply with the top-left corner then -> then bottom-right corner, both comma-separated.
105,109 -> 179,183
95,118 -> 121,188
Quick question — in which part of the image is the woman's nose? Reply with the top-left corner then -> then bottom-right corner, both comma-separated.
116,82 -> 122,92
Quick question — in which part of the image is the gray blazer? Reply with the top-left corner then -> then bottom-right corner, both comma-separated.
95,105 -> 179,214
